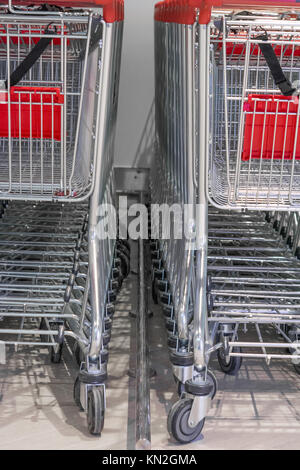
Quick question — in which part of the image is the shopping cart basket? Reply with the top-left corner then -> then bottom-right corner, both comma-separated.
152,0 -> 300,444
208,3 -> 300,209
0,0 -> 123,200
0,0 -> 125,436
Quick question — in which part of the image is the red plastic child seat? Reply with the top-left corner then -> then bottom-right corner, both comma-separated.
0,86 -> 64,140
218,39 -> 300,58
0,25 -> 68,46
242,94 -> 300,161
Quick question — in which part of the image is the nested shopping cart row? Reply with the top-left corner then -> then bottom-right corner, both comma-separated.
152,0 -> 300,444
0,0 -> 127,437
208,210 -> 300,361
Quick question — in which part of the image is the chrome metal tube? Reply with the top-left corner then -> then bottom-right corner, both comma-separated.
193,24 -> 209,372
136,194 -> 151,451
88,22 -> 114,363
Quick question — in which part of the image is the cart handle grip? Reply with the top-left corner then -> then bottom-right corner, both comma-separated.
2,0 -> 124,23
155,1 -> 300,25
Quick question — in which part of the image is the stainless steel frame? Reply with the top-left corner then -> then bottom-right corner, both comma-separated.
208,12 -> 300,210
152,7 -> 300,444
0,3 -> 124,437
0,6 -> 102,201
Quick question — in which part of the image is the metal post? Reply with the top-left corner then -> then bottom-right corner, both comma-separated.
135,193 -> 151,451
88,22 -> 113,366
194,24 -> 209,374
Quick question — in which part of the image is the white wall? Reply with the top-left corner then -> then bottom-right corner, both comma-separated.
114,0 -> 156,167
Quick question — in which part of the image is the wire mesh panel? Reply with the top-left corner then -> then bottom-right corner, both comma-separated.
153,0 -> 300,445
209,13 -> 300,209
0,0 -> 125,437
0,6 -> 102,200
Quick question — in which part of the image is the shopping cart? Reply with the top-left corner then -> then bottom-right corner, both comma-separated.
0,0 -> 126,436
152,0 -> 300,444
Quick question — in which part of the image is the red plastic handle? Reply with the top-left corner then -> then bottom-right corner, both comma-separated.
0,0 -> 124,22
155,0 -> 300,24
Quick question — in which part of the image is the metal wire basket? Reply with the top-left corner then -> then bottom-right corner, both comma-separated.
208,12 -> 300,210
0,6 -> 102,201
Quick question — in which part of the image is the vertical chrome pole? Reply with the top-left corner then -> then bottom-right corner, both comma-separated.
177,24 -> 196,347
88,22 -> 113,366
135,192 -> 151,450
194,24 -> 209,374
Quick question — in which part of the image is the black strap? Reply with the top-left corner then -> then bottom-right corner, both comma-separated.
5,24 -> 56,89
257,33 -> 295,96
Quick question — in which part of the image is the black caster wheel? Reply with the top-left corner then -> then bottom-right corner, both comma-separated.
152,280 -> 158,304
167,336 -> 177,349
110,279 -> 120,293
166,319 -> 177,334
118,239 -> 131,253
106,304 -> 115,318
107,290 -> 117,304
167,399 -> 205,444
117,243 -> 131,260
50,343 -> 63,364
206,369 -> 217,399
217,346 -> 242,375
87,387 -> 105,436
103,332 -> 111,346
175,370 -> 217,399
73,377 -> 84,411
112,267 -> 124,286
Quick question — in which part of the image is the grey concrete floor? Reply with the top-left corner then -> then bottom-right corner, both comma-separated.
0,241 -> 300,450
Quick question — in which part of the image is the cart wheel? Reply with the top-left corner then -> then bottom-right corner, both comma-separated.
87,387 -> 105,436
167,399 -> 205,444
206,369 -> 217,399
123,239 -> 131,251
73,377 -> 84,411
217,347 -> 242,375
175,370 -> 217,399
50,343 -> 63,364
118,239 -> 131,254
117,243 -> 130,260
